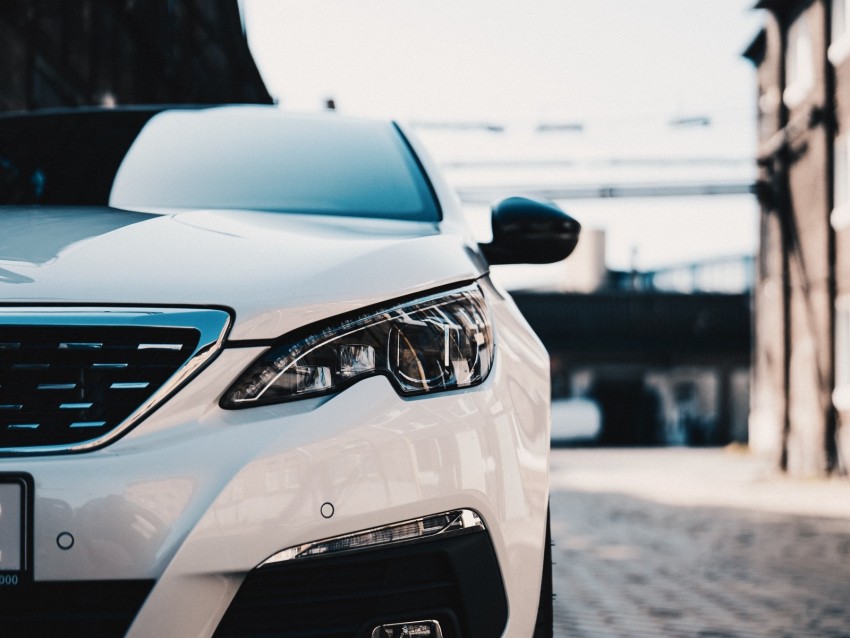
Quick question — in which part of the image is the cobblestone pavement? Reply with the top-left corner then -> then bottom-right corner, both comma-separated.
549,448 -> 850,638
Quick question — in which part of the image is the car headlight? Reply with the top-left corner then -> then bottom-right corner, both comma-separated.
221,284 -> 493,408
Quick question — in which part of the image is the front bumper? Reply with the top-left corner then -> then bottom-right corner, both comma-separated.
215,518 -> 507,638
0,295 -> 550,637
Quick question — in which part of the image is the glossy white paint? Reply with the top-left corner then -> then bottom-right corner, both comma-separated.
0,208 -> 482,340
0,284 -> 550,637
0,111 -> 553,636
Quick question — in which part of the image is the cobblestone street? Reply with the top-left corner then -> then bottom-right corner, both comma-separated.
549,448 -> 850,637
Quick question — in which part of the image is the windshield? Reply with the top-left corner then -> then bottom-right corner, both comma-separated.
0,106 -> 440,222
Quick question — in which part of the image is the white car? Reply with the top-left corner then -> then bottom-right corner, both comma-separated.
0,106 -> 579,638
550,398 -> 603,445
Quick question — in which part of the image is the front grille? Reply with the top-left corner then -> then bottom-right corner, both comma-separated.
214,530 -> 508,638
0,325 -> 198,447
0,308 -> 231,453
0,579 -> 154,637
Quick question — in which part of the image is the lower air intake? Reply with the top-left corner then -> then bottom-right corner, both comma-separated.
214,529 -> 508,638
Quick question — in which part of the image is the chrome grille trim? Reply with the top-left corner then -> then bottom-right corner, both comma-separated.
138,343 -> 184,351
0,307 -> 231,455
110,382 -> 150,390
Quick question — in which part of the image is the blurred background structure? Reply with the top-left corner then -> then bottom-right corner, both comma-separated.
0,0 -> 763,452
0,0 -> 271,111
422,116 -> 758,447
514,291 -> 751,447
14,1 -> 841,466
746,0 -> 850,476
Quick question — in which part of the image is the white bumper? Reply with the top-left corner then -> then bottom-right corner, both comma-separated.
2,292 -> 550,637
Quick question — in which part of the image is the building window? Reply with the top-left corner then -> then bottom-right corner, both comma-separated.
831,0 -> 850,65
784,13 -> 815,107
833,135 -> 850,229
835,296 -> 850,411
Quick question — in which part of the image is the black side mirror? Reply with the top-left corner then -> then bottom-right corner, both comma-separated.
478,197 -> 581,265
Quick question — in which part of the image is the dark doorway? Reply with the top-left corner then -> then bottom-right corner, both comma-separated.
591,377 -> 662,445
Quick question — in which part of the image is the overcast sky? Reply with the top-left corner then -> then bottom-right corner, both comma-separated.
242,0 -> 761,125
240,1 -> 764,274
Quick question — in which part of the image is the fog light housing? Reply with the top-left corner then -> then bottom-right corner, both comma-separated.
371,620 -> 443,638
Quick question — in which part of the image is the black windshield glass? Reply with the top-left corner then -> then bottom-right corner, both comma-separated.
0,107 -> 439,222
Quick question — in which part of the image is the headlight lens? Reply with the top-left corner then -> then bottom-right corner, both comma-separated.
221,284 -> 493,408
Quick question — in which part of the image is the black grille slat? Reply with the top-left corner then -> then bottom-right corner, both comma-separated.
0,325 -> 200,449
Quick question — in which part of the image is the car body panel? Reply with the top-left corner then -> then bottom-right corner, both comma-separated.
0,107 -> 553,637
0,207 -> 483,340
0,285 -> 550,637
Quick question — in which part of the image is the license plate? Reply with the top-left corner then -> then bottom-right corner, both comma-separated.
0,476 -> 29,585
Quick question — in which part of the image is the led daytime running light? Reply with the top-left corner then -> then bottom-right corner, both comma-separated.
259,509 -> 484,567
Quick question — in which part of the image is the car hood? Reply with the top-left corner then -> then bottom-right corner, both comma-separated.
0,207 -> 484,339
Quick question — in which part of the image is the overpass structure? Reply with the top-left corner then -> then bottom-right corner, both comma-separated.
418,119 -> 759,445
455,180 -> 756,204
512,291 -> 752,446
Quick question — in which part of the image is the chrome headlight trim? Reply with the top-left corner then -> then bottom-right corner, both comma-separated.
258,509 -> 485,567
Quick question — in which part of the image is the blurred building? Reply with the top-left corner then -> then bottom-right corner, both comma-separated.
746,0 -> 850,476
413,113 -> 757,448
513,283 -> 752,447
0,0 -> 271,112
633,255 -> 757,295
500,226 -> 754,446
